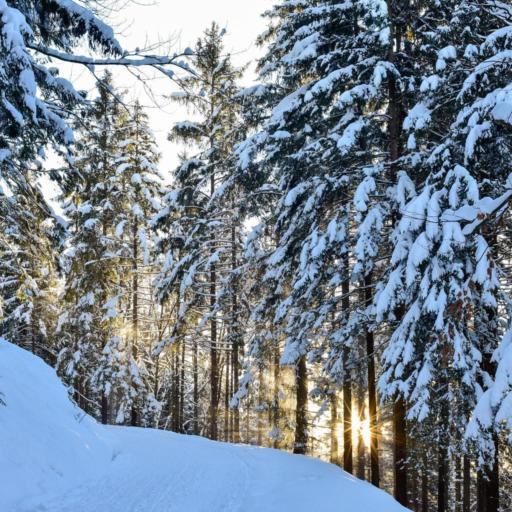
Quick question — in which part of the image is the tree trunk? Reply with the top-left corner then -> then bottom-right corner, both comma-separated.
131,216 -> 139,427
365,273 -> 380,487
193,337 -> 199,435
485,440 -> 500,512
101,392 -> 108,425
356,382 -> 366,480
463,455 -> 471,512
330,391 -> 339,466
437,441 -> 447,512
272,343 -> 281,449
209,174 -> 219,440
179,338 -> 185,432
393,397 -> 408,507
231,223 -> 240,442
171,348 -> 179,432
342,261 -> 353,473
293,354 -> 308,454
224,351 -> 230,441
421,459 -> 429,512
455,456 -> 462,512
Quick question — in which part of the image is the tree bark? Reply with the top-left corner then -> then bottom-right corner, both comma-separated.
462,455 -> 471,512
365,273 -> 380,487
342,260 -> 353,473
437,440 -> 447,512
131,216 -> 139,427
393,397 -> 408,507
293,354 -> 308,454
272,343 -> 281,449
455,456 -> 462,512
209,172 -> 219,441
193,337 -> 199,435
231,223 -> 240,443
224,351 -> 230,441
421,462 -> 429,512
330,391 -> 339,466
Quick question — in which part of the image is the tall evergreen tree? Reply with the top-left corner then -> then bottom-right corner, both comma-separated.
154,23 -> 246,441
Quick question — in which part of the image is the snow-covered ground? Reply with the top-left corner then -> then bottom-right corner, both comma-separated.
0,340 -> 407,512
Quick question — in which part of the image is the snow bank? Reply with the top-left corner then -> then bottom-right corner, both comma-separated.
0,340 -> 407,512
0,340 -> 113,509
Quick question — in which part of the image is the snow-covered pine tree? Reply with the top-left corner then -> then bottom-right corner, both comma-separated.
57,72 -> 125,422
0,0 -> 122,191
154,23 -> 245,441
234,0 -> 417,480
111,100 -> 162,427
0,181 -> 60,358
377,2 -> 512,510
58,74 -> 160,426
0,0 -> 122,372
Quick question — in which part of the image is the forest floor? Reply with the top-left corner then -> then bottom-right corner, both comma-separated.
0,341 -> 407,512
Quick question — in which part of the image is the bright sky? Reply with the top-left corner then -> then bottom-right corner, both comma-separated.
42,1 -> 274,206
112,0 -> 275,172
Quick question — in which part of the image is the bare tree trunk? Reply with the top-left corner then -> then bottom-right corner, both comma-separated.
193,337 -> 199,434
437,440 -> 447,512
365,273 -> 380,487
393,397 -> 408,507
131,190 -> 140,428
356,382 -> 366,480
179,338 -> 185,432
463,455 -> 471,512
101,392 -> 108,425
421,452 -> 429,512
257,366 -> 264,446
330,391 -> 339,466
455,456 -> 462,512
342,260 -> 353,473
272,343 -> 281,449
171,348 -> 179,432
293,354 -> 308,455
224,351 -> 230,441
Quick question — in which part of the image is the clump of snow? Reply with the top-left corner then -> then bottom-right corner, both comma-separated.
0,340 -> 407,512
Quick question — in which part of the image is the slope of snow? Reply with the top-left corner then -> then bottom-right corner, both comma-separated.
0,340 -> 408,512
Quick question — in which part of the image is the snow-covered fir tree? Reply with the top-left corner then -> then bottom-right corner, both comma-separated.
0,0 -> 121,190
58,74 -> 160,426
376,2 -> 512,509
234,0 -> 418,483
154,22 -> 247,440
0,181 -> 60,358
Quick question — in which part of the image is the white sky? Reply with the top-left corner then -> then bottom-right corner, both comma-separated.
110,0 -> 274,172
43,1 -> 274,213
44,1 -> 273,204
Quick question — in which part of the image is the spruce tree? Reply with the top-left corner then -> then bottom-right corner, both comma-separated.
154,22 -> 245,440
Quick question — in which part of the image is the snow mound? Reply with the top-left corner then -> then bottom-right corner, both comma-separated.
0,340 -> 113,509
0,340 -> 407,512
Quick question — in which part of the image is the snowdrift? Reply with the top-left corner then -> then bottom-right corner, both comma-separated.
0,340 -> 408,512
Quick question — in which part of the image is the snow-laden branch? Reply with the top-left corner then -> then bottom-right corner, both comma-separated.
28,44 -> 194,75
444,188 -> 512,235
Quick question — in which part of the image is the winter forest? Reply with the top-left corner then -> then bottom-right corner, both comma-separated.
1,0 -> 512,511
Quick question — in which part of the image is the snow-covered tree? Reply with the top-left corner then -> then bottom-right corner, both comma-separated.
111,100 -> 162,426
376,2 -> 512,509
0,182 -> 60,358
58,75 -> 160,425
0,0 -> 122,190
234,0 -> 418,481
154,23 -> 246,440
